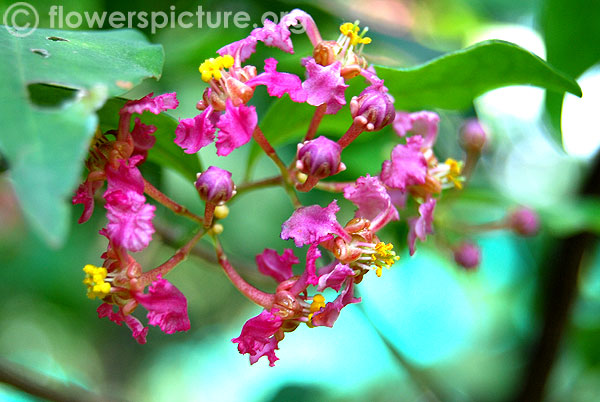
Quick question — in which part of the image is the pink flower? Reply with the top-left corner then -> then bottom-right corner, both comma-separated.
508,207 -> 539,236
344,175 -> 399,232
135,276 -> 191,334
104,191 -> 155,252
217,36 -> 258,63
312,279 -> 361,327
174,106 -> 217,154
302,58 -> 348,114
407,197 -> 436,255
97,303 -> 149,344
280,200 -> 350,247
246,58 -> 307,102
296,136 -> 345,179
120,92 -> 179,116
232,309 -> 283,366
256,248 -> 299,283
280,9 -> 322,47
317,263 -> 355,292
215,100 -> 257,156
380,136 -> 428,191
104,155 -> 145,195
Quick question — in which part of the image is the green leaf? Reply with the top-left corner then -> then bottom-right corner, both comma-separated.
375,40 -> 582,110
97,98 -> 202,182
540,0 -> 600,139
0,27 -> 163,246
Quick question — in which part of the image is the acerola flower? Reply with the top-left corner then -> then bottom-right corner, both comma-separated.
393,111 -> 440,146
407,197 -> 436,255
317,263 -> 355,292
246,58 -> 307,103
175,55 -> 258,156
311,279 -> 361,328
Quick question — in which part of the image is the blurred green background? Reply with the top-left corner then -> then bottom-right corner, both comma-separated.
1,0 -> 599,401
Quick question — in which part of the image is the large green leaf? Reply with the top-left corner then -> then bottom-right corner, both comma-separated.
0,27 -> 163,246
540,0 -> 600,139
375,40 -> 582,110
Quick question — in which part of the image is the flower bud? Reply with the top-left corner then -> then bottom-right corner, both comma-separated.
350,86 -> 395,132
195,166 -> 236,205
296,136 -> 345,179
453,242 -> 481,270
313,40 -> 340,66
508,207 -> 539,236
460,119 -> 488,153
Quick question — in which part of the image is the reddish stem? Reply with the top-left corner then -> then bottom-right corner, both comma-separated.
305,104 -> 327,141
337,117 -> 367,149
143,179 -> 204,224
138,229 -> 207,287
296,175 -> 320,192
117,112 -> 131,142
213,236 -> 275,309
204,202 -> 216,228
314,180 -> 353,193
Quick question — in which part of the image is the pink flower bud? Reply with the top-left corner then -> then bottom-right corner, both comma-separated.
508,207 -> 540,236
195,166 -> 236,205
460,119 -> 488,153
296,136 -> 345,179
350,85 -> 395,132
453,242 -> 481,270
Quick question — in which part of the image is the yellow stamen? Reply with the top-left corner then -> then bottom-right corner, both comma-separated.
339,21 -> 372,47
83,264 -> 111,299
310,294 -> 326,313
444,158 -> 464,190
214,205 -> 229,220
370,242 -> 399,276
198,55 -> 235,82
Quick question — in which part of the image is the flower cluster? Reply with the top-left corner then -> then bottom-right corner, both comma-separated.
73,93 -> 191,343
72,8 -> 540,363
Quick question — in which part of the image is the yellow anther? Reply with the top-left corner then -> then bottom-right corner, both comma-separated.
444,158 -> 464,189
369,242 -> 399,276
83,264 -> 111,299
310,294 -> 326,313
198,55 -> 235,82
214,205 -> 230,220
339,21 -> 372,47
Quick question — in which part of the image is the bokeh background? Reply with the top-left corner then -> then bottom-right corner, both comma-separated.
1,0 -> 599,401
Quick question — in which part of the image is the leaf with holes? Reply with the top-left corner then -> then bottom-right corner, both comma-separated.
375,40 -> 582,110
0,27 -> 163,246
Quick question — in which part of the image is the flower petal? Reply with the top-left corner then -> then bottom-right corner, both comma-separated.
135,276 -> 191,334
215,100 -> 257,157
317,263 -> 354,292
280,200 -> 349,247
104,190 -> 155,252
246,58 -> 307,103
232,309 -> 283,367
120,92 -> 179,116
251,19 -> 294,53
302,58 -> 348,114
174,106 -> 217,154
380,136 -> 427,191
344,174 -> 399,232
312,279 -> 360,327
217,36 -> 258,63
256,248 -> 298,283
407,197 -> 436,255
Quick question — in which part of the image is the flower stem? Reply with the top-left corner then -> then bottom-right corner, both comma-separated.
143,179 -> 204,225
139,228 -> 207,287
314,180 -> 353,193
252,126 -> 302,208
305,104 -> 327,141
235,175 -> 283,196
213,235 -> 275,309
337,117 -> 367,149
204,202 -> 216,228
